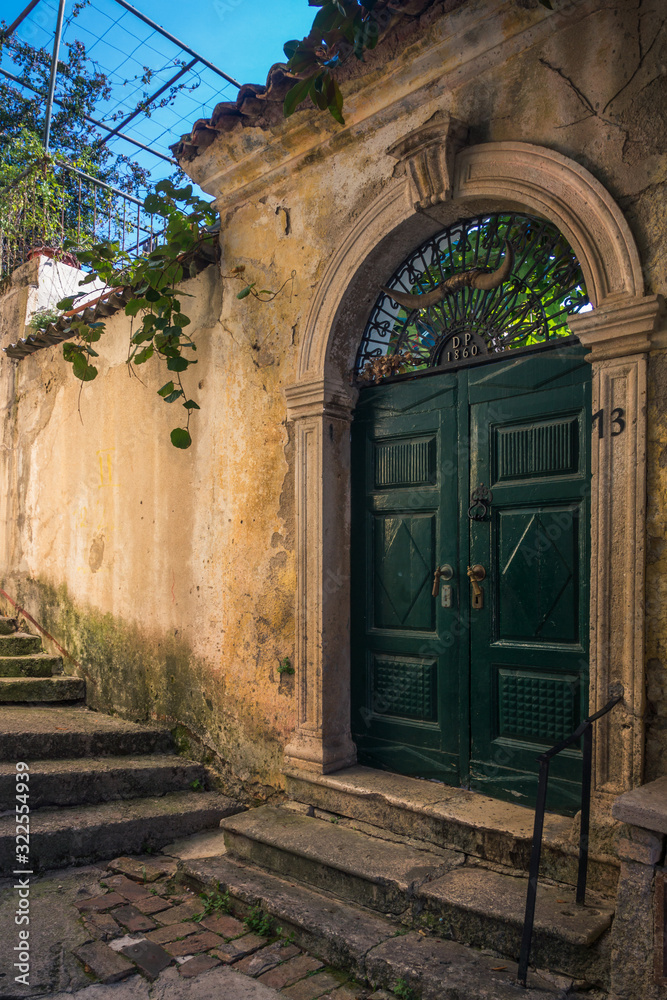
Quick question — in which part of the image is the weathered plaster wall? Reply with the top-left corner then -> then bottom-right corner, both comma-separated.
0,262 -> 296,798
0,0 -> 665,791
646,352 -> 667,782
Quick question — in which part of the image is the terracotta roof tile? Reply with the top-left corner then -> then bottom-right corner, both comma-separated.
171,0 -> 464,162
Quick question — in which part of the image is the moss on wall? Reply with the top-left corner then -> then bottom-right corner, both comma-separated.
0,0 -> 666,799
1,574 -> 286,801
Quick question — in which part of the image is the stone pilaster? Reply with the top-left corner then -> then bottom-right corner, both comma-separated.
283,378 -> 358,773
569,295 -> 666,799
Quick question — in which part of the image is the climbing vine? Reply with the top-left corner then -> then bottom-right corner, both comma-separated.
282,0 -> 553,124
283,1 -> 385,123
55,180 -> 290,449
56,180 -> 217,448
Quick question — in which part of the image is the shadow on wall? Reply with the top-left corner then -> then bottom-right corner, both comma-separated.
0,574 -> 285,803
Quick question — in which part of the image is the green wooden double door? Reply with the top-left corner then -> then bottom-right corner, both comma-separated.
351,347 -> 592,814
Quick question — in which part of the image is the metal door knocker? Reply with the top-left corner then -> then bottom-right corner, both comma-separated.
468,483 -> 493,521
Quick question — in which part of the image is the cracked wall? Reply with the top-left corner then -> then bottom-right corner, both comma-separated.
0,0 -> 665,791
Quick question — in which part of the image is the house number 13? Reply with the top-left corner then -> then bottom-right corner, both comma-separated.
592,407 -> 626,438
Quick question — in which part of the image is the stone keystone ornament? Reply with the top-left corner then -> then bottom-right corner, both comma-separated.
381,240 -> 515,311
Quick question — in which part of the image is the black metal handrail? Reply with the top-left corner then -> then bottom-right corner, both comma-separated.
517,694 -> 622,987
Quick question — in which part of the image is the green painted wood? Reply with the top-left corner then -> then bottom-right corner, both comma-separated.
351,374 -> 461,780
467,349 -> 591,814
351,346 -> 591,814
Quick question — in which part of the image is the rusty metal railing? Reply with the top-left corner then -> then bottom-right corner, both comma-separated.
0,157 -> 158,280
517,693 -> 622,987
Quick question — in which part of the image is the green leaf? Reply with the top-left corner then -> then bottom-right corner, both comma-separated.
56,296 -> 76,310
72,354 -> 98,381
284,75 -> 316,117
154,179 -> 177,197
283,38 -> 300,60
288,47 -> 319,74
144,193 -> 164,213
170,427 -> 192,449
328,76 -> 345,124
134,345 -> 154,364
125,298 -> 148,317
172,313 -> 191,327
158,380 -> 175,397
164,390 -> 184,403
236,283 -> 256,300
313,3 -> 341,31
167,356 -> 190,372
184,400 -> 200,410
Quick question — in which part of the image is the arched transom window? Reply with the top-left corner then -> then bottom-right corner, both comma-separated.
354,212 -> 590,384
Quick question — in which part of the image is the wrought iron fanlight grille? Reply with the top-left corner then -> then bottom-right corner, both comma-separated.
354,212 -> 590,384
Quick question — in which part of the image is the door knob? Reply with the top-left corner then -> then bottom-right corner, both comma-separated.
467,564 -> 486,609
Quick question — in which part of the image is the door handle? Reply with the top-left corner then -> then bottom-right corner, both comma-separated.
467,564 -> 486,609
432,563 -> 453,597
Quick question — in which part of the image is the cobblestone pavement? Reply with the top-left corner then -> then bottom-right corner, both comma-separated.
0,851 -> 396,1000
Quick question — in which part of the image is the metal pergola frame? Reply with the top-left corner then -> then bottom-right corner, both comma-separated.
1,0 -> 241,162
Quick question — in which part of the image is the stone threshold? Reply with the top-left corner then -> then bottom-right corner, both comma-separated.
284,765 -> 620,895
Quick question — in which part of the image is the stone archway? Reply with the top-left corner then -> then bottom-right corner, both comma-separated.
283,136 -> 665,811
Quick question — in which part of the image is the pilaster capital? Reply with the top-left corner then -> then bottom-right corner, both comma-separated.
284,377 -> 357,422
387,111 -> 468,211
569,293 -> 666,361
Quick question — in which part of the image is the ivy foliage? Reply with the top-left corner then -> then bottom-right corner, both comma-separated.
283,0 -> 385,124
56,180 -> 218,450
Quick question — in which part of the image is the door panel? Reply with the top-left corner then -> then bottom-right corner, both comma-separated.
468,352 -> 591,812
496,505 -> 580,644
351,374 -> 461,779
351,346 -> 591,814
373,513 -> 436,631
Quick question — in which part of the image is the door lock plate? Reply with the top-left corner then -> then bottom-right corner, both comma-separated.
467,565 -> 486,609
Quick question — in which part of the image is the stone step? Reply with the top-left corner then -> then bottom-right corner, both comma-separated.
285,765 -> 619,894
222,804 -> 455,915
0,653 -> 63,677
221,805 -> 613,986
0,616 -> 18,635
182,853 -> 563,1000
0,705 -> 174,760
0,632 -> 43,656
0,754 -> 207,809
0,676 -> 85,703
0,790 -> 242,871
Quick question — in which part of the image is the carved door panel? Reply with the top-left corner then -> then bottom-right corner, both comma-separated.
351,373 -> 462,780
351,346 -> 591,813
467,351 -> 592,811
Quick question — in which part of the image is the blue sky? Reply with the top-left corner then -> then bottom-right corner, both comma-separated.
2,0 -> 316,180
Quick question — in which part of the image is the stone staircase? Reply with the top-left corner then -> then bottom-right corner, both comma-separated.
0,613 -> 85,703
0,616 -> 242,870
180,765 -> 618,998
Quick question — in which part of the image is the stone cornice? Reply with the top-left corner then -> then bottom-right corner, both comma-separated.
187,0 -> 593,204
569,294 -> 666,361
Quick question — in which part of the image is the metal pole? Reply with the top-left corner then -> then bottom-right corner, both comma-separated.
0,0 -> 44,40
111,0 -> 241,88
95,58 -> 197,147
517,757 -> 550,988
43,0 -> 66,153
577,724 -> 593,905
0,68 -> 178,164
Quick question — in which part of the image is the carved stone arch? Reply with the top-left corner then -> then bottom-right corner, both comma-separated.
284,140 -> 665,807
